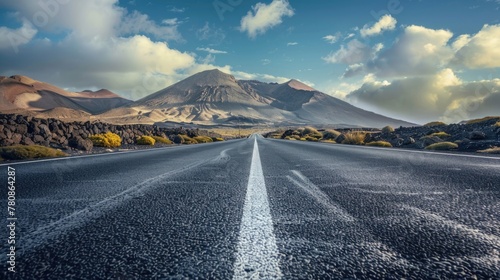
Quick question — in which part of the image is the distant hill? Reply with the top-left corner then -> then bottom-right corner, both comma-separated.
0,75 -> 132,116
99,69 -> 414,127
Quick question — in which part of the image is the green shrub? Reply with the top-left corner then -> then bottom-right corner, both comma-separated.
89,132 -> 121,148
342,132 -> 366,145
430,132 -> 451,138
136,136 -> 156,145
322,129 -> 341,140
381,126 -> 395,134
424,121 -> 446,127
477,147 -> 500,154
366,141 -> 393,147
151,136 -> 173,145
179,134 -> 198,144
0,145 -> 67,160
425,142 -> 458,150
466,116 -> 500,125
212,137 -> 224,142
193,136 -> 213,143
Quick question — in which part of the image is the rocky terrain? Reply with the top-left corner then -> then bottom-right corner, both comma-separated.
266,117 -> 500,153
0,114 -> 215,154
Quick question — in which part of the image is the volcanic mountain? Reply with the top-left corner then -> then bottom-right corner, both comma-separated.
99,69 -> 413,127
0,75 -> 132,118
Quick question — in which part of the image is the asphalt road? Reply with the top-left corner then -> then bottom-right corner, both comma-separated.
1,135 -> 499,279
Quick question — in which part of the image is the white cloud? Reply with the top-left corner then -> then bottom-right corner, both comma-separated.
452,24 -> 500,68
0,0 -> 196,100
0,18 -> 37,51
119,10 -> 182,41
287,42 -> 298,46
346,68 -> 500,123
162,18 -> 179,26
239,0 -> 294,38
196,47 -> 227,54
367,25 -> 454,77
360,14 -> 397,37
323,39 -> 372,65
323,34 -> 340,44
344,33 -> 355,40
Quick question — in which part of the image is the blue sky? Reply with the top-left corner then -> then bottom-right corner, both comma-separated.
0,0 -> 499,123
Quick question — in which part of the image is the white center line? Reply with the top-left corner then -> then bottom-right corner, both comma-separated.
233,137 -> 282,279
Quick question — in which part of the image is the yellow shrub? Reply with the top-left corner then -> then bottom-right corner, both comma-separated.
0,145 -> 67,160
342,132 -> 366,145
89,132 -> 121,148
425,142 -> 458,150
151,136 -> 172,145
477,147 -> 500,154
193,136 -> 213,143
136,136 -> 156,145
430,132 -> 451,138
381,126 -> 395,134
494,122 -> 500,128
179,134 -> 198,144
212,137 -> 224,142
366,141 -> 392,147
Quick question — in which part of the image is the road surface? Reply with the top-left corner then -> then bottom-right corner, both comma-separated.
1,135 -> 499,279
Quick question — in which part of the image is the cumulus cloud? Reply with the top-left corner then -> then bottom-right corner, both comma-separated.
346,69 -> 500,123
367,25 -> 454,78
0,18 -> 37,52
323,39 -> 372,65
360,14 -> 397,37
452,24 -> 500,69
239,0 -> 294,38
196,47 -> 227,54
0,0 -> 196,100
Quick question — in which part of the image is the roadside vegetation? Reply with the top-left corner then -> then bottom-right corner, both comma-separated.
341,132 -> 366,145
429,132 -> 451,138
0,145 -> 67,160
425,142 -> 458,150
136,136 -> 156,145
477,147 -> 500,154
366,141 -> 392,147
89,132 -> 122,148
151,136 -> 173,145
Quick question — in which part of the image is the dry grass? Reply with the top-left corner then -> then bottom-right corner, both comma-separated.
466,116 -> 500,125
424,121 -> 446,127
320,140 -> 336,144
366,141 -> 392,147
477,147 -> 500,154
425,142 -> 458,150
193,136 -> 213,143
430,132 -> 451,138
342,132 -> 366,145
0,145 -> 67,160
494,122 -> 500,128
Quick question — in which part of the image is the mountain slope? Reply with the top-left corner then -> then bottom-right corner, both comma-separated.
0,75 -> 132,115
100,69 -> 413,127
